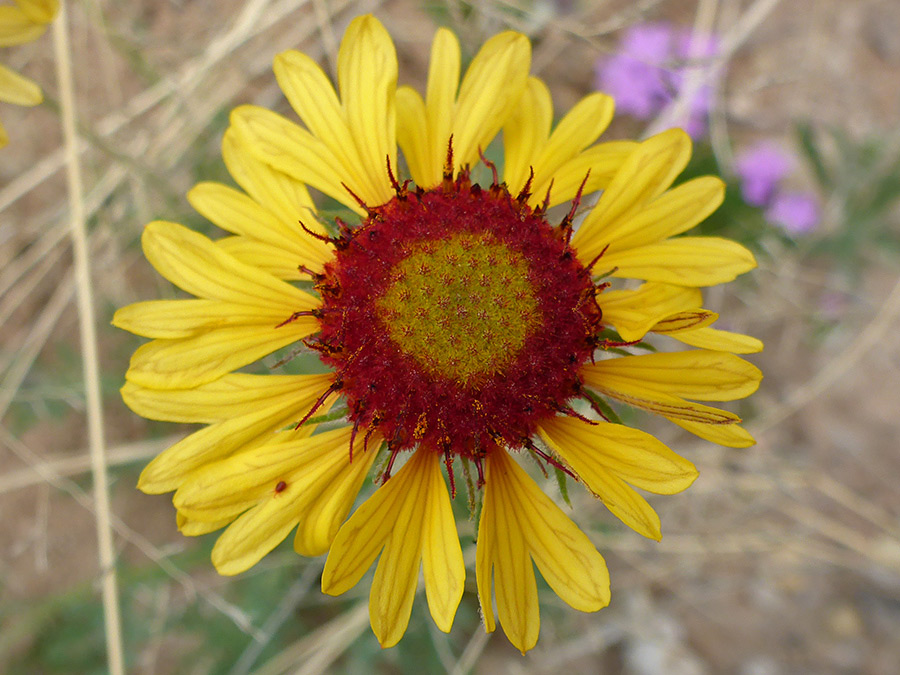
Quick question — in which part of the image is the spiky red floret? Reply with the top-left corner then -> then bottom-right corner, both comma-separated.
314,170 -> 601,459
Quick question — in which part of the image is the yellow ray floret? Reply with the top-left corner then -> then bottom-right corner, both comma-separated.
588,350 -> 762,402
177,511 -> 232,536
220,127 -> 322,236
572,130 -> 757,286
187,181 -> 329,277
169,425 -> 379,574
11,0 -> 58,26
582,350 -> 762,446
322,448 -> 464,648
539,416 -> 698,540
669,324 -> 764,354
131,373 -> 335,493
0,0 -> 56,47
600,281 -> 762,353
477,448 -> 610,654
600,237 -> 758,286
0,62 -> 41,105
229,106 -> 369,215
0,0 -> 58,147
396,28 -> 531,188
115,221 -> 319,389
230,16 -> 396,212
601,282 -> 709,342
273,17 -> 397,207
502,76 -> 637,207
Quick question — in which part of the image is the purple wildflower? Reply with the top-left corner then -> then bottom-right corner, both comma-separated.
766,191 -> 821,235
595,23 -> 720,138
595,23 -> 673,119
735,142 -> 794,207
677,31 -> 720,61
667,31 -> 720,138
622,22 -> 673,63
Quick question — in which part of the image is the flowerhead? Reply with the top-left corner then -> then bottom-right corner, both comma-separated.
595,23 -> 672,119
766,191 -> 821,234
735,141 -> 794,207
595,21 -> 720,139
115,15 -> 762,653
734,140 -> 821,235
0,0 -> 57,148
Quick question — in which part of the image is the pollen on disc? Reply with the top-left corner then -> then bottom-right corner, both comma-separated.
376,232 -> 540,384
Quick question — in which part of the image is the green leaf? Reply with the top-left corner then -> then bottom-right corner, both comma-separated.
583,390 -> 624,425
554,466 -> 572,508
795,121 -> 833,190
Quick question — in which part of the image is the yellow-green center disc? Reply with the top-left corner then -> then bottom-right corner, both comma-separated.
376,233 -> 540,384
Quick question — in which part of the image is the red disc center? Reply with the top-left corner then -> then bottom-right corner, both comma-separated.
313,172 -> 601,459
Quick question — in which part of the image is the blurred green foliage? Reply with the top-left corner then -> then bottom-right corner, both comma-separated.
796,122 -> 900,278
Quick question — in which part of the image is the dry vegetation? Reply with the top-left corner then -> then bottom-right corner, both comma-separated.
2,0 -> 900,673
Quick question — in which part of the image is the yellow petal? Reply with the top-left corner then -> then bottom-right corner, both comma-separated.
494,449 -> 611,611
188,182 -> 327,273
211,494 -> 301,575
336,14 -> 396,206
202,426 -> 370,574
475,468 -> 497,634
479,452 -> 539,653
15,0 -> 58,24
421,450 -> 465,634
113,298 -> 293,339
534,141 -> 637,208
669,326 -> 764,354
273,48 -> 381,207
229,105 -> 366,215
602,237 -> 758,286
368,452 -> 430,648
599,282 -> 702,342
586,351 -> 762,402
137,378 -> 335,493
671,418 -> 756,447
538,416 -> 698,495
572,129 -> 691,260
220,127 -> 322,236
274,48 -> 344,138
177,511 -> 231,536
321,456 -> 410,596
602,176 -> 725,254
452,31 -> 531,174
140,220 -> 316,311
0,62 -> 42,106
422,27 -> 461,185
396,86 -> 431,186
124,321 -> 315,390
0,6 -> 46,46
540,421 -> 663,539
480,449 -> 609,652
650,310 -> 718,334
292,430 -> 382,556
503,77 -> 552,194
173,424 -> 346,520
533,92 -> 614,189
216,236 -> 308,280
322,448 -> 462,647
122,373 -> 331,424
0,118 -> 8,148
583,369 -> 742,425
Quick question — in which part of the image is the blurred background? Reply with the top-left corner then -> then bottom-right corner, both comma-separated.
2,0 -> 900,672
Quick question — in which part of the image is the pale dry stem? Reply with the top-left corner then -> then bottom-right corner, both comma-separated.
51,4 -> 124,673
